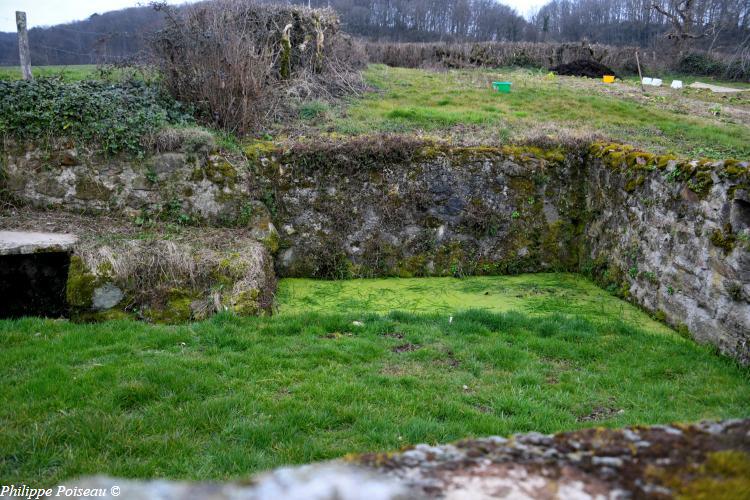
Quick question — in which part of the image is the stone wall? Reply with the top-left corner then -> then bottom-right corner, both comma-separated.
584,144 -> 750,364
1,141 -> 265,228
2,138 -> 748,361
252,139 -> 586,279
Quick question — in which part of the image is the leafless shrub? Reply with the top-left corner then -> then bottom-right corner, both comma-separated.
150,0 -> 365,135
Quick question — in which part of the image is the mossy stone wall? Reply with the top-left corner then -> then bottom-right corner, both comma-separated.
3,137 -> 748,361
252,140 -> 586,280
253,139 -> 749,363
584,143 -> 750,364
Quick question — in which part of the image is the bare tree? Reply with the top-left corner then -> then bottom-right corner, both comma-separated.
651,0 -> 706,52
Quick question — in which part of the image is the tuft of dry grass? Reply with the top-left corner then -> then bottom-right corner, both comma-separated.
147,126 -> 217,154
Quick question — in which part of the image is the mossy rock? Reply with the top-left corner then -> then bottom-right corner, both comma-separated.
624,175 -> 646,193
710,226 -> 736,253
75,176 -> 112,201
243,140 -> 279,165
66,256 -> 98,310
146,288 -> 198,323
229,288 -> 262,316
191,157 -> 238,188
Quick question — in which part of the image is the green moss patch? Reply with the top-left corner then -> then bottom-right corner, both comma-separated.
276,273 -> 673,336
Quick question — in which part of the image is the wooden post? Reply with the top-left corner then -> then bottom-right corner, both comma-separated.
635,50 -> 643,92
16,11 -> 33,81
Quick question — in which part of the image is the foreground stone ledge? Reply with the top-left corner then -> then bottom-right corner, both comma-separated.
51,419 -> 750,499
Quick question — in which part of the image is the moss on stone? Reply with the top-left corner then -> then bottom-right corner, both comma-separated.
656,154 -> 679,169
395,255 -> 428,278
213,252 -> 249,286
243,140 -> 278,165
66,256 -> 97,310
650,450 -> 750,499
710,226 -> 736,253
146,288 -> 196,323
624,175 -> 645,192
261,228 -> 280,254
231,288 -> 261,316
192,158 -> 238,188
540,220 -> 579,269
688,170 -> 714,197
75,177 -> 112,201
722,161 -> 750,179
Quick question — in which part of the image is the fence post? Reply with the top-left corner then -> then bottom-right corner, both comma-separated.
16,11 -> 33,81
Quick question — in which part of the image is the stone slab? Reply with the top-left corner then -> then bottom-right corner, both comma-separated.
688,81 -> 750,93
0,231 -> 77,256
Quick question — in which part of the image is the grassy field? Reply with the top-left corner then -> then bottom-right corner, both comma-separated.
0,64 -> 98,81
3,64 -> 749,158
0,64 -> 152,82
1,275 -> 748,486
305,65 -> 750,158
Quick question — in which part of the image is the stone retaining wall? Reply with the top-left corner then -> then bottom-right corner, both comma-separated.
252,140 -> 586,279
2,138 -> 748,362
585,144 -> 750,364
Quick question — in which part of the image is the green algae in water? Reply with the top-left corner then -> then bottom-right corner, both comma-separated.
276,273 -> 673,336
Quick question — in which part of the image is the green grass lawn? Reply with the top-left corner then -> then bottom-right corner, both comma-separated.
309,65 -> 750,158
1,274 -> 748,486
0,65 -> 98,81
277,273 -> 672,335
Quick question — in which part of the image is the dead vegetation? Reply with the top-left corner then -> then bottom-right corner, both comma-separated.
365,41 -> 643,73
150,0 -> 366,135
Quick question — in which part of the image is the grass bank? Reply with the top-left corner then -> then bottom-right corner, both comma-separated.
1,275 -> 748,486
4,65 -> 748,158
307,65 -> 750,158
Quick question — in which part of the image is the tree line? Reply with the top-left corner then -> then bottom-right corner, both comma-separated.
532,0 -> 749,53
0,0 -> 748,66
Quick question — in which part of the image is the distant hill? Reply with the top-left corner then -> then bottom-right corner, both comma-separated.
0,6 -> 164,66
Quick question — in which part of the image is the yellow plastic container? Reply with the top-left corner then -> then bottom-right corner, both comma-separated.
603,75 -> 615,83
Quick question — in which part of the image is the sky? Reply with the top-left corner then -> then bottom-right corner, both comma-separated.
0,0 -> 546,32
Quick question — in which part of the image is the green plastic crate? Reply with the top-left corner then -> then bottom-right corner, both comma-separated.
492,81 -> 512,93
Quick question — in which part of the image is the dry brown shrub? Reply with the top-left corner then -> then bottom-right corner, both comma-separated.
150,0 -> 365,134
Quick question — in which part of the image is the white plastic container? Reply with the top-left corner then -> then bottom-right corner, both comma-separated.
642,77 -> 653,85
651,78 -> 663,87
671,80 -> 683,89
